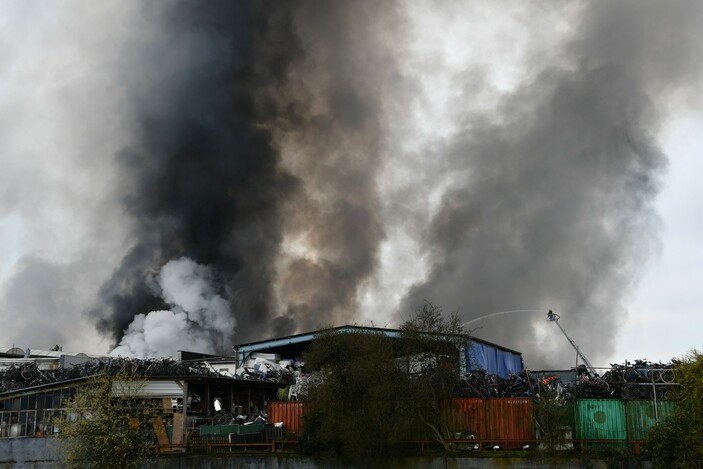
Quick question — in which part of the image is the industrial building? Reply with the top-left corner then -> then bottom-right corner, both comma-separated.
232,325 -> 525,379
1,325 -> 523,440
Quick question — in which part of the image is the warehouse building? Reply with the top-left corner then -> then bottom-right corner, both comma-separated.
233,325 -> 524,378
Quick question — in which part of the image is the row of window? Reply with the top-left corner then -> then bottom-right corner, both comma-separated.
0,386 -> 80,438
0,387 -> 77,413
0,408 -> 64,438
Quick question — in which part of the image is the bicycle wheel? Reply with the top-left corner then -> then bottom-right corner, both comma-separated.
621,384 -> 636,400
660,369 -> 675,384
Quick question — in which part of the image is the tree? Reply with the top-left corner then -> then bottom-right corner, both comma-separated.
646,350 -> 703,468
300,328 -> 411,460
58,372 -> 159,469
532,386 -> 573,451
299,303 -> 471,458
399,301 -> 470,450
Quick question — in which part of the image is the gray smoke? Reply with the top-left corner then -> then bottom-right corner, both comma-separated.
111,257 -> 234,358
90,0 -> 406,352
260,2 -> 408,334
400,0 -> 703,367
2,1 -> 701,363
91,1 -> 300,350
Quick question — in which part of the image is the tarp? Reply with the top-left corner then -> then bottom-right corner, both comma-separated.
465,341 -> 523,378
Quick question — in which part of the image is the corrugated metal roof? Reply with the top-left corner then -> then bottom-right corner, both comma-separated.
111,379 -> 184,398
233,325 -> 522,356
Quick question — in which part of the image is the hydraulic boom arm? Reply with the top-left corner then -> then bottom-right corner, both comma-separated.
546,310 -> 598,376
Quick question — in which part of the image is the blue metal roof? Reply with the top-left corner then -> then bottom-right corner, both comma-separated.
232,325 -> 523,377
233,325 -> 402,356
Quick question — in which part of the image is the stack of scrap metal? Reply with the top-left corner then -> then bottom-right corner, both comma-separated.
232,353 -> 299,384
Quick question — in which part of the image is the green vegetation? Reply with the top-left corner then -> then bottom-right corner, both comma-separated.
58,373 -> 159,469
533,388 -> 573,451
398,302 -> 469,450
646,350 -> 703,468
300,302 -> 470,460
299,327 -> 411,458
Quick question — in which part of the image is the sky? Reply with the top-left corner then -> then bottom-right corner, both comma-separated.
609,110 -> 703,366
0,1 -> 701,370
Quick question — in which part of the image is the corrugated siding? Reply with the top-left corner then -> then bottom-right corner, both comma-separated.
485,398 -> 534,448
451,398 -> 485,439
627,400 -> 677,440
268,401 -> 304,434
575,399 -> 626,445
111,380 -> 183,398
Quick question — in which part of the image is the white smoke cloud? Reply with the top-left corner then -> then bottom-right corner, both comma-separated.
110,257 -> 235,358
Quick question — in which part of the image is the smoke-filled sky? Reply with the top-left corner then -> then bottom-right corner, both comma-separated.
1,1 -> 702,368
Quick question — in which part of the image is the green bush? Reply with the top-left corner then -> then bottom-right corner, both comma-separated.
300,303 -> 470,459
300,329 -> 412,460
646,350 -> 703,468
58,373 -> 159,469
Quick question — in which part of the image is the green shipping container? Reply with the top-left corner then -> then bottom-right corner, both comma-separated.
575,399 -> 626,447
199,424 -> 240,436
237,423 -> 265,434
627,400 -> 677,441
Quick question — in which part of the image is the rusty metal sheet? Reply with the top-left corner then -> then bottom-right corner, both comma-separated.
268,401 -> 304,434
485,398 -> 534,448
451,398 -> 485,439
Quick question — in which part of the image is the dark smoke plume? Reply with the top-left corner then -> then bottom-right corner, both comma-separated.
400,1 -> 703,367
95,1 -> 404,353
94,2 -> 299,350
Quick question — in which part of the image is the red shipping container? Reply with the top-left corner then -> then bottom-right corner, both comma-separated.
451,398 -> 485,440
268,401 -> 304,434
485,398 -> 534,449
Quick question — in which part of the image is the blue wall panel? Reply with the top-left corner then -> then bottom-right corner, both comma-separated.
465,341 -> 523,378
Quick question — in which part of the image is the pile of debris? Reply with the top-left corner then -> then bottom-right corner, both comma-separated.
600,359 -> 677,400
228,353 -> 299,385
0,356 -> 292,394
455,369 -> 535,398
453,359 -> 678,401
538,360 -> 678,401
